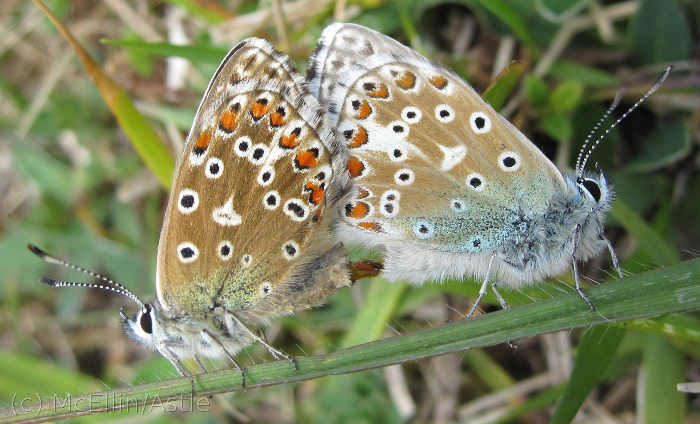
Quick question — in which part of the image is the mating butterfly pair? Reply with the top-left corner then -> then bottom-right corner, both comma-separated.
34,23 -> 657,383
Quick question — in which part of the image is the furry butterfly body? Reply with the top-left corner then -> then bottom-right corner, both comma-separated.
308,23 -> 616,310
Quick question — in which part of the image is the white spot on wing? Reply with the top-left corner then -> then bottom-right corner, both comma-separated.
213,196 -> 242,226
437,145 -> 467,171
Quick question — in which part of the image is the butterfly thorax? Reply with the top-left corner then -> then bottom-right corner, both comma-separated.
122,301 -> 252,362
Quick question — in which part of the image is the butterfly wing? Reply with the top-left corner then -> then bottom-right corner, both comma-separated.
308,22 -> 425,108
309,24 -> 572,285
157,38 -> 351,326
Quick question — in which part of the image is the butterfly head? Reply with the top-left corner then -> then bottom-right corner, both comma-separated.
121,303 -> 162,351
575,164 -> 613,211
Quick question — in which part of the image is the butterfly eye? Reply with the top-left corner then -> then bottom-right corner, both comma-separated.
139,306 -> 153,335
248,144 -> 269,165
258,282 -> 273,298
390,147 -> 407,162
258,166 -> 275,186
283,199 -> 310,221
581,179 -> 602,203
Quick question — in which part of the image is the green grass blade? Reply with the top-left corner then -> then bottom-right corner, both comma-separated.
3,258 -> 699,422
642,335 -> 686,424
611,200 -> 680,266
550,325 -> 625,424
101,40 -> 230,64
32,0 -> 174,188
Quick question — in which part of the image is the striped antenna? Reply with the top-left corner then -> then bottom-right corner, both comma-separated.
28,244 -> 145,309
577,65 -> 673,177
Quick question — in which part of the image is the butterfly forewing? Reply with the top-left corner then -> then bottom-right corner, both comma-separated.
157,39 -> 349,322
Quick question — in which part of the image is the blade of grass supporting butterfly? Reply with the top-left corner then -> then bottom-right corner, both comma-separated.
482,61 -> 525,111
32,0 -> 175,188
549,325 -> 625,424
2,258 -> 700,422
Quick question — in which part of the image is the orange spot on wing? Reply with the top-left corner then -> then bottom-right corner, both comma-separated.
352,100 -> 372,119
347,156 -> 365,178
357,188 -> 370,199
346,202 -> 370,218
305,181 -> 325,205
270,112 -> 285,127
220,111 -> 237,132
367,83 -> 389,99
281,133 -> 299,148
295,150 -> 318,169
429,75 -> 449,90
281,127 -> 302,149
349,127 -> 368,148
250,101 -> 271,119
358,221 -> 382,232
395,71 -> 416,89
193,130 -> 212,155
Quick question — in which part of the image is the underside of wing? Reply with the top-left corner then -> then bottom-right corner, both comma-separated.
308,22 -> 426,108
329,54 -> 568,256
156,39 -> 351,323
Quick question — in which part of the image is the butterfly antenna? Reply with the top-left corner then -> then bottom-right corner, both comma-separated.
27,244 -> 145,309
574,89 -> 624,174
578,65 -> 672,175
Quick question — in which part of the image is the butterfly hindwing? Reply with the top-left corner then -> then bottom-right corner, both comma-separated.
308,23 -> 594,286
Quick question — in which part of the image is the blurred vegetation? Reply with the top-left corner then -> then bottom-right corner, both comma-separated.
0,0 -> 698,422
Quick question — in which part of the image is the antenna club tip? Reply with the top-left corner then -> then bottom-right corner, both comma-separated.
28,244 -> 45,257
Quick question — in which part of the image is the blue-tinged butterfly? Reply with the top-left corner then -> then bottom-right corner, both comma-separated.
307,23 -> 669,315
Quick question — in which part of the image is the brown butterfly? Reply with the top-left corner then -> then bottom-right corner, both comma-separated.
31,37 -> 358,388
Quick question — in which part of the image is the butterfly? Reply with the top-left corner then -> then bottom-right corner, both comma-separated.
306,23 -> 666,316
30,37 -> 354,387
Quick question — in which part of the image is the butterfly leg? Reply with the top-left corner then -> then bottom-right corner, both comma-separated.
490,284 -> 510,310
595,215 -> 623,279
226,312 -> 299,371
602,233 -> 623,278
159,344 -> 197,394
466,252 -> 497,318
194,356 -> 208,374
201,328 -> 246,388
572,224 -> 595,311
